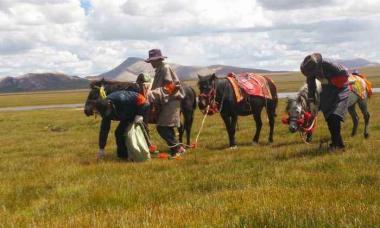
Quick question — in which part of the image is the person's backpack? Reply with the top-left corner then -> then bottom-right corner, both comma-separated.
125,123 -> 151,162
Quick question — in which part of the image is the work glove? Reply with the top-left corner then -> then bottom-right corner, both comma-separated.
97,149 -> 105,160
134,115 -> 144,123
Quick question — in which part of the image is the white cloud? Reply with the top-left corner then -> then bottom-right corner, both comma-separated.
0,0 -> 380,78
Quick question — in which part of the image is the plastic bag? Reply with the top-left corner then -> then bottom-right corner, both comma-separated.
125,123 -> 151,162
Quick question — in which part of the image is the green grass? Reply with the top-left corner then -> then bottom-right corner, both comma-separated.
0,94 -> 379,226
0,90 -> 89,108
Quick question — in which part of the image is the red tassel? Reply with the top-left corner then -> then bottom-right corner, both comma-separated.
281,116 -> 289,124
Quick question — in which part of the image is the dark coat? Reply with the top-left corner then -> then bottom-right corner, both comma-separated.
307,59 -> 349,120
98,90 -> 149,149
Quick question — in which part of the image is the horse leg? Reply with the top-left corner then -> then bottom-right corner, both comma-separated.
184,111 -> 194,146
348,105 -> 359,137
178,116 -> 184,143
252,101 -> 264,144
221,114 -> 237,147
357,98 -> 370,138
266,99 -> 275,143
230,115 -> 238,147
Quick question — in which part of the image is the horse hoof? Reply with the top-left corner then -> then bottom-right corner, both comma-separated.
229,146 -> 238,150
252,141 -> 258,146
364,133 -> 369,139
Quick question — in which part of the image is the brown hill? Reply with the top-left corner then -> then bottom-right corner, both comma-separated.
96,57 -> 281,82
0,73 -> 89,93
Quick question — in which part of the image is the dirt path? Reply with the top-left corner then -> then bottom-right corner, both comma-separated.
0,103 -> 83,112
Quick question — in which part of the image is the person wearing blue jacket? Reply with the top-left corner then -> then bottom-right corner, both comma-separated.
93,90 -> 149,159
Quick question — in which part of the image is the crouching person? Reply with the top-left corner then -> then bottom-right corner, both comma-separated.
93,90 -> 149,160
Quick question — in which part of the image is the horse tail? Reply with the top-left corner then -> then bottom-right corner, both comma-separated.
264,76 -> 278,117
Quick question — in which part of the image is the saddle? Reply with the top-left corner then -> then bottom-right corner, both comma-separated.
227,72 -> 274,103
348,74 -> 372,99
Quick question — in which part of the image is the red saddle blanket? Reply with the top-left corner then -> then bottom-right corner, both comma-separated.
232,73 -> 273,100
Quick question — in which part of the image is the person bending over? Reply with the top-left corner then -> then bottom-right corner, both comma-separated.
300,53 -> 349,151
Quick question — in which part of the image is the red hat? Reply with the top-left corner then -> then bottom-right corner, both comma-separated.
145,49 -> 167,63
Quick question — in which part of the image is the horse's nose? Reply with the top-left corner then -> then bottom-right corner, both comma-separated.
289,124 -> 298,133
198,99 -> 206,110
84,105 -> 93,116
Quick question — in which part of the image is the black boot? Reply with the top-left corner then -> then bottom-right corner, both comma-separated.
327,115 -> 345,152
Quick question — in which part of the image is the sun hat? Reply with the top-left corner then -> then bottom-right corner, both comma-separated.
145,49 -> 167,63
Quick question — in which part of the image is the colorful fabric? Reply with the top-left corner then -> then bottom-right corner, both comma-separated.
354,74 -> 373,97
136,94 -> 147,105
234,73 -> 273,100
330,75 -> 348,89
226,76 -> 244,103
348,74 -> 368,99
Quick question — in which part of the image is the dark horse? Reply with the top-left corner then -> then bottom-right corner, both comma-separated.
84,78 -> 197,146
197,73 -> 278,148
285,78 -> 371,141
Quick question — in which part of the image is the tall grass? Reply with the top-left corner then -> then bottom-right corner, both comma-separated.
0,94 -> 379,226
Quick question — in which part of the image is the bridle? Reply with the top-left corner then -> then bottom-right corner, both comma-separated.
283,97 -> 317,134
87,85 -> 108,118
198,79 -> 225,115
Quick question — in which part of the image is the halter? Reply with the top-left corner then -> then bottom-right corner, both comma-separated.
282,98 -> 317,134
198,80 -> 226,115
88,85 -> 108,119
93,85 -> 107,100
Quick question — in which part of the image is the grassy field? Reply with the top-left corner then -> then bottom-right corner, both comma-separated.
0,90 -> 89,108
0,90 -> 379,226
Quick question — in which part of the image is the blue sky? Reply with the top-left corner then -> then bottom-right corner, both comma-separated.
80,0 -> 91,15
0,0 -> 379,77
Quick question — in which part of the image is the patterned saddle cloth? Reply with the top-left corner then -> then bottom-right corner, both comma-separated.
227,73 -> 273,102
348,74 -> 371,99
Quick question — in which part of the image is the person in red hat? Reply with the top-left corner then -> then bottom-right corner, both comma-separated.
145,49 -> 186,157
300,53 -> 349,151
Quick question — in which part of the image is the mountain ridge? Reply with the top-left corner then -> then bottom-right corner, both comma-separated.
0,73 -> 89,93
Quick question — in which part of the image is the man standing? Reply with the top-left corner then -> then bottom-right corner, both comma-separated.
300,53 -> 349,151
145,49 -> 186,157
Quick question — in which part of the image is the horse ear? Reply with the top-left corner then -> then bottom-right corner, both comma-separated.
197,74 -> 202,80
211,73 -> 217,80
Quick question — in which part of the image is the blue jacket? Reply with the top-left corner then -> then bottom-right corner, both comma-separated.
99,90 -> 149,149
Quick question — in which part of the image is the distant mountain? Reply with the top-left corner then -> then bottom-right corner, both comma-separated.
96,57 -> 283,82
336,58 -> 379,69
0,73 -> 89,93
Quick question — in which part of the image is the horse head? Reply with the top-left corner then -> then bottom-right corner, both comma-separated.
285,97 -> 302,133
197,73 -> 217,112
84,78 -> 107,116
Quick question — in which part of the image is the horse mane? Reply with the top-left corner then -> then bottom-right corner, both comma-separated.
90,79 -> 138,91
294,79 -> 322,111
